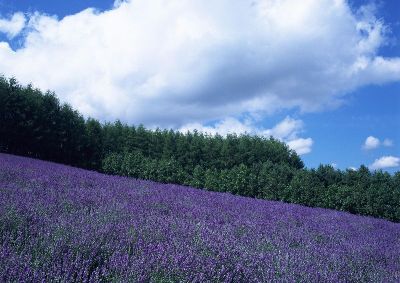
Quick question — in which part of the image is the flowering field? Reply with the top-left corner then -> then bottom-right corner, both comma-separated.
0,153 -> 399,282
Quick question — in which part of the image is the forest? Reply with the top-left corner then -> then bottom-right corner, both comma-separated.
1,76 -> 399,221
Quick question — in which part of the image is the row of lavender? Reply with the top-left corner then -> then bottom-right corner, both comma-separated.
0,153 -> 399,282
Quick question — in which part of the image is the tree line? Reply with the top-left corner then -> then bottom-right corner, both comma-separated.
1,76 -> 399,221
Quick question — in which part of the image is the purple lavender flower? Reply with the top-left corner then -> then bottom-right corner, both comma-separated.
0,153 -> 399,282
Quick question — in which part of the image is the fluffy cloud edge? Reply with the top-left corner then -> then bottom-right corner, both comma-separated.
0,0 -> 399,127
179,116 -> 313,156
383,138 -> 393,147
0,12 -> 26,39
369,156 -> 400,170
286,138 -> 313,155
362,136 -> 394,150
363,136 -> 380,150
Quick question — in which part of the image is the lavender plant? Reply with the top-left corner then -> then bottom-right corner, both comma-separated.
0,153 -> 399,282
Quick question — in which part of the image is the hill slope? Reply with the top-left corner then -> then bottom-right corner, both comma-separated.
0,153 -> 399,282
2,76 -> 399,222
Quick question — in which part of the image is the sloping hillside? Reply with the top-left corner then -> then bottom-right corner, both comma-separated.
2,77 -> 399,222
0,153 -> 399,282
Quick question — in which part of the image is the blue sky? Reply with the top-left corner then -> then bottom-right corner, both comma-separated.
0,0 -> 399,172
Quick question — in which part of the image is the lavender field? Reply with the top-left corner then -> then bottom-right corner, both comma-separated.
0,153 -> 399,282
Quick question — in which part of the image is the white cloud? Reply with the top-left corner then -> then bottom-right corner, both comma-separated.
0,0 -> 399,127
348,166 -> 357,171
262,117 -> 303,140
362,136 -> 394,150
383,138 -> 393,147
262,117 -> 313,155
179,116 -> 313,155
0,12 -> 26,39
369,156 -> 400,170
286,138 -> 313,155
363,136 -> 380,150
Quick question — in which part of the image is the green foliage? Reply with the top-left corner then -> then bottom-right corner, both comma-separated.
257,162 -> 295,201
287,169 -> 323,206
204,168 -> 220,191
189,165 -> 205,188
1,76 -> 399,222
102,153 -> 123,175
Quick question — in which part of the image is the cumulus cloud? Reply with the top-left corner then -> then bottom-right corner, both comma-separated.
369,156 -> 400,170
0,12 -> 26,39
363,136 -> 380,150
262,117 -> 304,140
262,117 -> 314,155
0,0 -> 399,127
362,136 -> 394,150
180,116 -> 313,155
286,138 -> 313,155
383,138 -> 393,147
